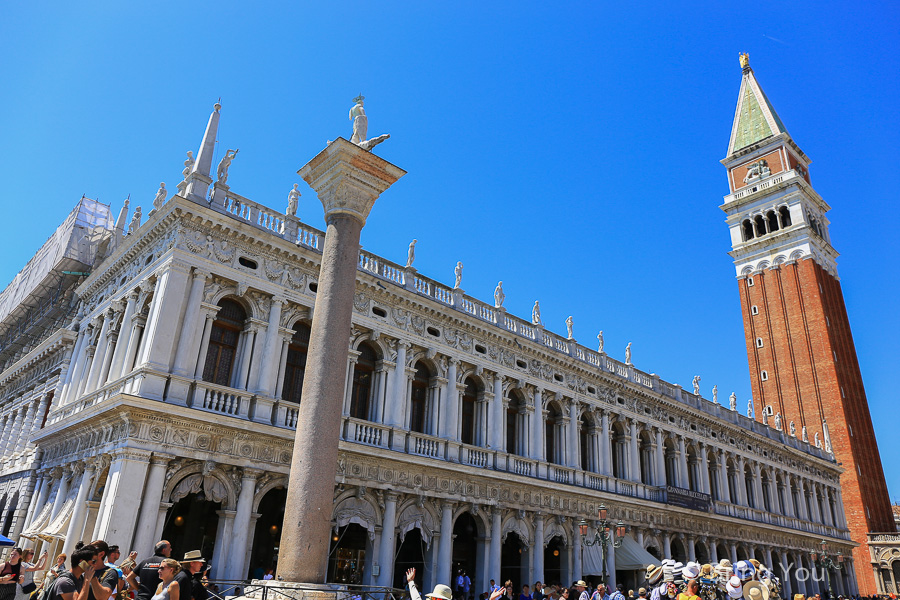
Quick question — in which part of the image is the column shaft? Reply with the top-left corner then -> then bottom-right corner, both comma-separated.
376,494 -> 398,587
254,298 -> 285,395
172,270 -> 209,377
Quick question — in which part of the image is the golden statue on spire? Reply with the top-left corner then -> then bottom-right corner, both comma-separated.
739,52 -> 750,69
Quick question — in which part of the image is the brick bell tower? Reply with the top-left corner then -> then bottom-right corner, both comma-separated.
720,53 -> 894,594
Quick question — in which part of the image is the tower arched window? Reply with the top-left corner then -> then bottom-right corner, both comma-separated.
202,299 -> 247,387
350,343 -> 377,420
754,215 -> 767,237
744,465 -> 756,508
282,322 -> 310,403
742,219 -> 755,241
410,362 -> 431,434
766,210 -> 779,232
779,206 -> 792,227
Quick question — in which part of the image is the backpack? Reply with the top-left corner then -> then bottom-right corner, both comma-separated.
36,571 -> 77,600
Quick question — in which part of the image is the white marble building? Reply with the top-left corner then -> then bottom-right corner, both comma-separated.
0,105 -> 856,596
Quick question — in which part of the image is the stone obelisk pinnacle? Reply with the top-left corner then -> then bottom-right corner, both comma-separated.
278,136 -> 404,583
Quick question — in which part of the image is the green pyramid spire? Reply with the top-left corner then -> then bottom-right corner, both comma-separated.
728,54 -> 789,155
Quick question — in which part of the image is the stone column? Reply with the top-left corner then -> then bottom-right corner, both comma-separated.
698,444 -> 710,493
171,269 -> 210,377
193,307 -> 218,379
654,429 -> 665,486
12,399 -> 38,452
72,324 -> 98,401
709,541 -> 718,564
729,543 -> 737,564
533,513 -> 545,584
228,468 -> 263,580
605,543 -> 616,588
489,508 -> 502,582
443,358 -> 460,440
568,401 -> 580,468
211,510 -> 236,579
136,262 -> 192,398
376,492 -> 398,587
20,472 -> 47,534
59,327 -> 88,405
600,411 -> 612,476
687,535 -> 696,561
49,468 -> 70,519
437,501 -> 455,585
677,436 -> 689,488
273,334 -> 292,400
628,420 -> 640,482
61,461 -> 95,557
254,297 -> 286,396
488,375 -> 504,450
107,291 -> 139,382
385,341 -> 409,428
93,449 -> 151,550
662,533 -> 671,558
531,388 -> 544,461
279,138 -> 405,583
84,310 -> 113,394
132,455 -> 172,558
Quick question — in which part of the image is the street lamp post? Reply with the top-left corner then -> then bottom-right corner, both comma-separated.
578,504 -> 626,583
810,539 -> 843,600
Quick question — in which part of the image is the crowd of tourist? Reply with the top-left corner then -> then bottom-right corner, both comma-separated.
0,540 -> 211,600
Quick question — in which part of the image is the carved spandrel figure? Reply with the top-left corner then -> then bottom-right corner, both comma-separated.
217,149 -> 239,184
349,95 -> 368,144
406,239 -> 417,269
729,392 -> 737,411
802,425 -> 809,442
128,206 -> 142,234
532,301 -> 542,326
774,412 -> 782,431
494,281 -> 505,308
597,330 -> 604,353
712,385 -> 718,404
566,316 -> 574,340
625,342 -> 632,365
454,261 -> 463,289
153,182 -> 167,210
692,375 -> 701,395
287,184 -> 301,217
182,151 -> 195,179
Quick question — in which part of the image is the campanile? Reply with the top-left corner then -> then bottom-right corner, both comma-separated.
720,53 -> 894,594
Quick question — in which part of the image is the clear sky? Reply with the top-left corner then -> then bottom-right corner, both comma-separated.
2,2 -> 898,497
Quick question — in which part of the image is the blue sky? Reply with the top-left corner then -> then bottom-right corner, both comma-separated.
2,2 -> 898,497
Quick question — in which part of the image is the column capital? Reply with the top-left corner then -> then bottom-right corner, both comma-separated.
149,453 -> 175,467
384,491 -> 400,503
192,268 -> 211,281
271,295 -> 287,306
242,467 -> 266,481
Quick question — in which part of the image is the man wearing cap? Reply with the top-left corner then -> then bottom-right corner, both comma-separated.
180,552 -> 208,600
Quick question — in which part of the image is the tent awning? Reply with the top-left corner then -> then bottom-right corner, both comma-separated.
616,535 -> 662,570
38,495 -> 75,541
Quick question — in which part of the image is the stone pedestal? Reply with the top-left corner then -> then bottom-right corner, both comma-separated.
279,138 -> 405,583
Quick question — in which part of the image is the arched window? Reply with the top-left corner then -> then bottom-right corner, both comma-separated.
776,475 -> 786,515
766,210 -> 779,232
506,390 -> 524,456
742,219 -> 755,241
791,480 -> 801,516
754,215 -> 767,237
350,343 -> 377,420
727,460 -> 738,504
707,452 -> 719,500
761,471 -> 772,512
282,322 -> 310,403
744,465 -> 756,508
410,362 -> 431,434
546,403 -> 562,465
664,438 -> 677,487
202,299 -> 247,387
580,424 -> 590,471
686,446 -> 699,492
639,431 -> 653,484
460,378 -> 479,445
611,422 -> 627,479
779,206 -> 792,227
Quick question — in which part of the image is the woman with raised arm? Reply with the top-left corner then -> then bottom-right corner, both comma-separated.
407,569 -> 506,600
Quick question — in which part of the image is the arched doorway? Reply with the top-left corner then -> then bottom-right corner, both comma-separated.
328,524 -> 368,584
394,529 -> 427,590
453,513 -> 478,597
248,487 -> 286,578
671,538 -> 686,563
501,534 -> 526,590
545,537 -> 565,585
161,492 -> 221,560
2,492 -> 18,536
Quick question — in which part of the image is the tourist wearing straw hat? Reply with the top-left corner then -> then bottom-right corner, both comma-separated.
408,569 -> 505,600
